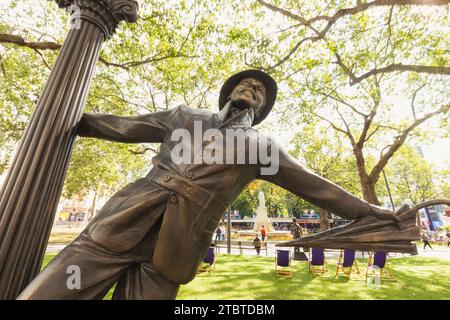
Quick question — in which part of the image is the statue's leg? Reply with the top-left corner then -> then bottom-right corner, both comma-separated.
110,215 -> 179,300
17,231 -> 136,300
111,262 -> 180,300
17,174 -> 171,300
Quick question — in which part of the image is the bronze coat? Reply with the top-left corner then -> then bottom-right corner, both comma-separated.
77,105 -> 372,284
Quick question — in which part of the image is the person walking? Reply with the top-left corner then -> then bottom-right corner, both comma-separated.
253,235 -> 262,255
260,225 -> 267,242
215,225 -> 222,241
422,232 -> 433,250
446,231 -> 450,247
290,218 -> 303,253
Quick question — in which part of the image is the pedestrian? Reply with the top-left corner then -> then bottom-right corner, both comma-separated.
290,218 -> 303,253
253,235 -> 262,255
215,225 -> 222,241
220,225 -> 226,240
422,232 -> 433,250
260,225 -> 267,242
446,231 -> 450,247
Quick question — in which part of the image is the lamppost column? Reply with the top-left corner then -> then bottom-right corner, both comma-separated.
0,0 -> 139,299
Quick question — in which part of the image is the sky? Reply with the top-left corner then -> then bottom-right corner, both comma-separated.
421,138 -> 449,169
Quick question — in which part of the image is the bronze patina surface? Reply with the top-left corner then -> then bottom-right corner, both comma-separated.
17,69 -> 411,300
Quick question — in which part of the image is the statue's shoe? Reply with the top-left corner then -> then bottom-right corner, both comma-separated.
276,200 -> 449,255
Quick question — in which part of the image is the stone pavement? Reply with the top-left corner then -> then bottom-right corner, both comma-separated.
46,241 -> 450,260
210,241 -> 450,260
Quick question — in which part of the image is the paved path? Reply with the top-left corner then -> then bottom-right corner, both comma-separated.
208,241 -> 450,260
415,245 -> 450,260
45,244 -> 67,253
46,241 -> 450,260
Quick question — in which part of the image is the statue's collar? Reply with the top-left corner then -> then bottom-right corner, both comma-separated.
217,101 -> 254,128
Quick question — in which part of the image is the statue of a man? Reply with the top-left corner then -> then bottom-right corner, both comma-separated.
19,70 -> 399,300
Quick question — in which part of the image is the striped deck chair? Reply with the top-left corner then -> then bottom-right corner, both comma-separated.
308,248 -> 327,276
275,249 -> 293,277
198,247 -> 215,274
366,251 -> 396,282
334,249 -> 361,279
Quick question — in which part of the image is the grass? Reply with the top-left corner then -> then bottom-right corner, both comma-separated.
42,253 -> 450,300
48,229 -> 81,244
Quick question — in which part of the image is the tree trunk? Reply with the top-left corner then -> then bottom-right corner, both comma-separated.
353,146 -> 381,205
318,208 -> 330,231
89,191 -> 97,221
361,181 -> 381,205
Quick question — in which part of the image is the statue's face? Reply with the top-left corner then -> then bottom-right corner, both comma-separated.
229,77 -> 266,116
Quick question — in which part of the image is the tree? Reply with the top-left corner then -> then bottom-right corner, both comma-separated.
232,181 -> 259,217
254,0 -> 450,79
435,170 -> 450,200
241,0 -> 450,204
0,0 -> 244,196
1,0 -> 448,210
290,123 -> 361,229
384,145 -> 441,204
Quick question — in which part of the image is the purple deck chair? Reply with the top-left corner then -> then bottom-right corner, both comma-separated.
275,250 -> 293,277
373,252 -> 386,268
309,248 -> 327,275
334,249 -> 361,279
198,247 -> 215,273
366,251 -> 395,282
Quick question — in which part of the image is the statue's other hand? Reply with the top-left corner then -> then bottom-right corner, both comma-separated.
368,205 -> 401,229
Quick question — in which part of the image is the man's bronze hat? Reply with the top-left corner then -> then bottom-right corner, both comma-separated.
219,69 -> 277,126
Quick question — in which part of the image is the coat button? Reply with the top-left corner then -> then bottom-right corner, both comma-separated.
163,175 -> 171,182
169,193 -> 178,204
186,187 -> 195,196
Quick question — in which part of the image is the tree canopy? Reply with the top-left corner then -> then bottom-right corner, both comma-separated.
0,0 -> 448,210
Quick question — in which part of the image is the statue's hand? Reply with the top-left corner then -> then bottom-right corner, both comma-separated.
368,204 -> 401,229
75,114 -> 89,137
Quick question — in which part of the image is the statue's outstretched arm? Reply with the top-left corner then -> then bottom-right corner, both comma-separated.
260,145 -> 400,226
76,107 -> 178,143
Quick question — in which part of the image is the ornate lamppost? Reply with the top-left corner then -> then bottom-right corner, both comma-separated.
0,0 -> 139,299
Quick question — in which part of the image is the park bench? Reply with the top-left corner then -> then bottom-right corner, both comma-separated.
212,240 -> 268,256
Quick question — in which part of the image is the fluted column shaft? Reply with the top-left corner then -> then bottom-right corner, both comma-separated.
0,0 -> 138,299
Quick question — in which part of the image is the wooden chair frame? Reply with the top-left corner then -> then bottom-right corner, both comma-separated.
275,250 -> 293,278
198,248 -> 216,274
365,252 -> 396,282
308,248 -> 328,276
334,249 -> 362,280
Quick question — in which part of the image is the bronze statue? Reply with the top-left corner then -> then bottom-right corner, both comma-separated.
18,69 -> 402,300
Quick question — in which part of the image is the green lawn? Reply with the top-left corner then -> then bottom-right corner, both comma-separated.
42,253 -> 450,300
47,230 -> 80,244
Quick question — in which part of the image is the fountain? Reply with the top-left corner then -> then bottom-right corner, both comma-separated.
253,190 -> 273,233
232,190 -> 292,240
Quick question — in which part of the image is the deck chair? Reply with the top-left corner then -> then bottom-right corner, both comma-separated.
334,249 -> 361,279
308,248 -> 327,276
275,249 -> 293,277
198,247 -> 215,273
366,251 -> 395,282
